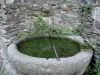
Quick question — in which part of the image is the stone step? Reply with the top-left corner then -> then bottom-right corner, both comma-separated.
94,50 -> 100,54
94,55 -> 100,60
95,48 -> 100,51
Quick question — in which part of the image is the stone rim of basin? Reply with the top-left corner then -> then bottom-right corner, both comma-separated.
14,35 -> 86,44
7,35 -> 93,75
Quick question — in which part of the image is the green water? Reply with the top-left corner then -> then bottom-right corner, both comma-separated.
17,37 -> 88,58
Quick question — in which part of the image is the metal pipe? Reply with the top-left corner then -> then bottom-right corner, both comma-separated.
53,45 -> 60,61
49,35 -> 60,61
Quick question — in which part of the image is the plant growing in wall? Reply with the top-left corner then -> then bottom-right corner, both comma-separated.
18,14 -> 80,38
79,3 -> 93,34
34,15 -> 48,30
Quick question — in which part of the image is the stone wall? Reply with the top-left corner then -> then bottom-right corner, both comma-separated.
91,3 -> 100,75
0,0 -> 4,5
0,0 -> 5,8
79,1 -> 100,74
0,0 -> 93,75
7,0 -> 81,4
0,7 -> 19,75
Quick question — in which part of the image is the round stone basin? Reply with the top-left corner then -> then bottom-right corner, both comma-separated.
7,35 -> 93,75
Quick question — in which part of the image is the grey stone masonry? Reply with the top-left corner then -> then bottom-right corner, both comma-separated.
0,1 -> 93,75
0,7 -> 19,75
